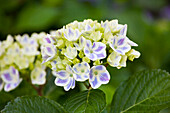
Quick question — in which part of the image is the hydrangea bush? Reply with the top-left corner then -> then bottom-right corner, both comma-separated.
1,19 -> 169,113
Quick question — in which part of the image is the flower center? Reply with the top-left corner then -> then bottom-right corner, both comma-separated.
70,74 -> 73,77
114,45 -> 117,49
81,69 -> 84,73
94,71 -> 98,75
90,50 -> 93,53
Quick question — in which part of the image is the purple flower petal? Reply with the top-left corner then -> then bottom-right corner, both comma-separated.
89,53 -> 97,61
64,78 -> 73,91
118,45 -> 131,53
11,67 -> 16,75
93,42 -> 106,53
4,80 -> 21,92
45,37 -> 51,43
117,38 -> 125,46
94,46 -> 104,52
2,73 -> 12,82
84,75 -> 88,79
86,24 -> 92,31
46,47 -> 53,54
99,72 -> 110,84
95,65 -> 104,70
115,49 -> 124,55
90,77 -> 101,89
119,24 -> 127,36
89,69 -> 94,80
71,79 -> 75,89
55,77 -> 69,86
57,71 -> 68,79
73,67 -> 78,73
86,40 -> 92,48
66,65 -> 73,73
74,74 -> 82,80
84,48 -> 90,54
96,53 -> 106,59
75,29 -> 79,38
68,28 -> 74,36
80,37 -> 84,44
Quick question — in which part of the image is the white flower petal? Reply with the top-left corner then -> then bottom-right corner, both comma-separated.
55,77 -> 70,87
55,70 -> 69,79
4,79 -> 22,92
64,77 -> 74,91
89,76 -> 101,89
107,51 -> 121,67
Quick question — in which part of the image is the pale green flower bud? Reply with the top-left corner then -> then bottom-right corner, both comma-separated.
82,57 -> 90,63
127,49 -> 140,61
72,58 -> 80,64
78,50 -> 84,58
93,59 -> 102,66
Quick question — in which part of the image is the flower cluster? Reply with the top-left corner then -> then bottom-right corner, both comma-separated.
0,33 -> 47,92
41,19 -> 140,91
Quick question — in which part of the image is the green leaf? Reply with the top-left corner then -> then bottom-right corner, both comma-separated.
0,92 -> 14,110
64,89 -> 106,113
1,96 -> 67,113
110,69 -> 170,113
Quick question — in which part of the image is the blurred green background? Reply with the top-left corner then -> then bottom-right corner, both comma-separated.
0,0 -> 170,112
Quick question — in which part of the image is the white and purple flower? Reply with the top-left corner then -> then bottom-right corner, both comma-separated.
84,40 -> 106,61
74,36 -> 86,51
64,46 -> 77,59
64,28 -> 81,41
109,35 -> 131,55
41,45 -> 57,63
89,65 -> 110,89
119,25 -> 138,47
43,34 -> 55,45
107,51 -> 122,67
73,62 -> 90,81
31,67 -> 46,85
1,66 -> 22,92
54,65 -> 75,91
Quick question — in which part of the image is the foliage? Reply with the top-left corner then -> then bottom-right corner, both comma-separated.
110,69 -> 170,113
1,96 -> 66,113
1,69 -> 170,113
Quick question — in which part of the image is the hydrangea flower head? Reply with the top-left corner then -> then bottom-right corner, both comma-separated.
40,19 -> 140,91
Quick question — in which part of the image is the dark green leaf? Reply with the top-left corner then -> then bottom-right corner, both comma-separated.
2,96 -> 67,113
0,92 -> 14,110
64,89 -> 106,113
110,69 -> 170,113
